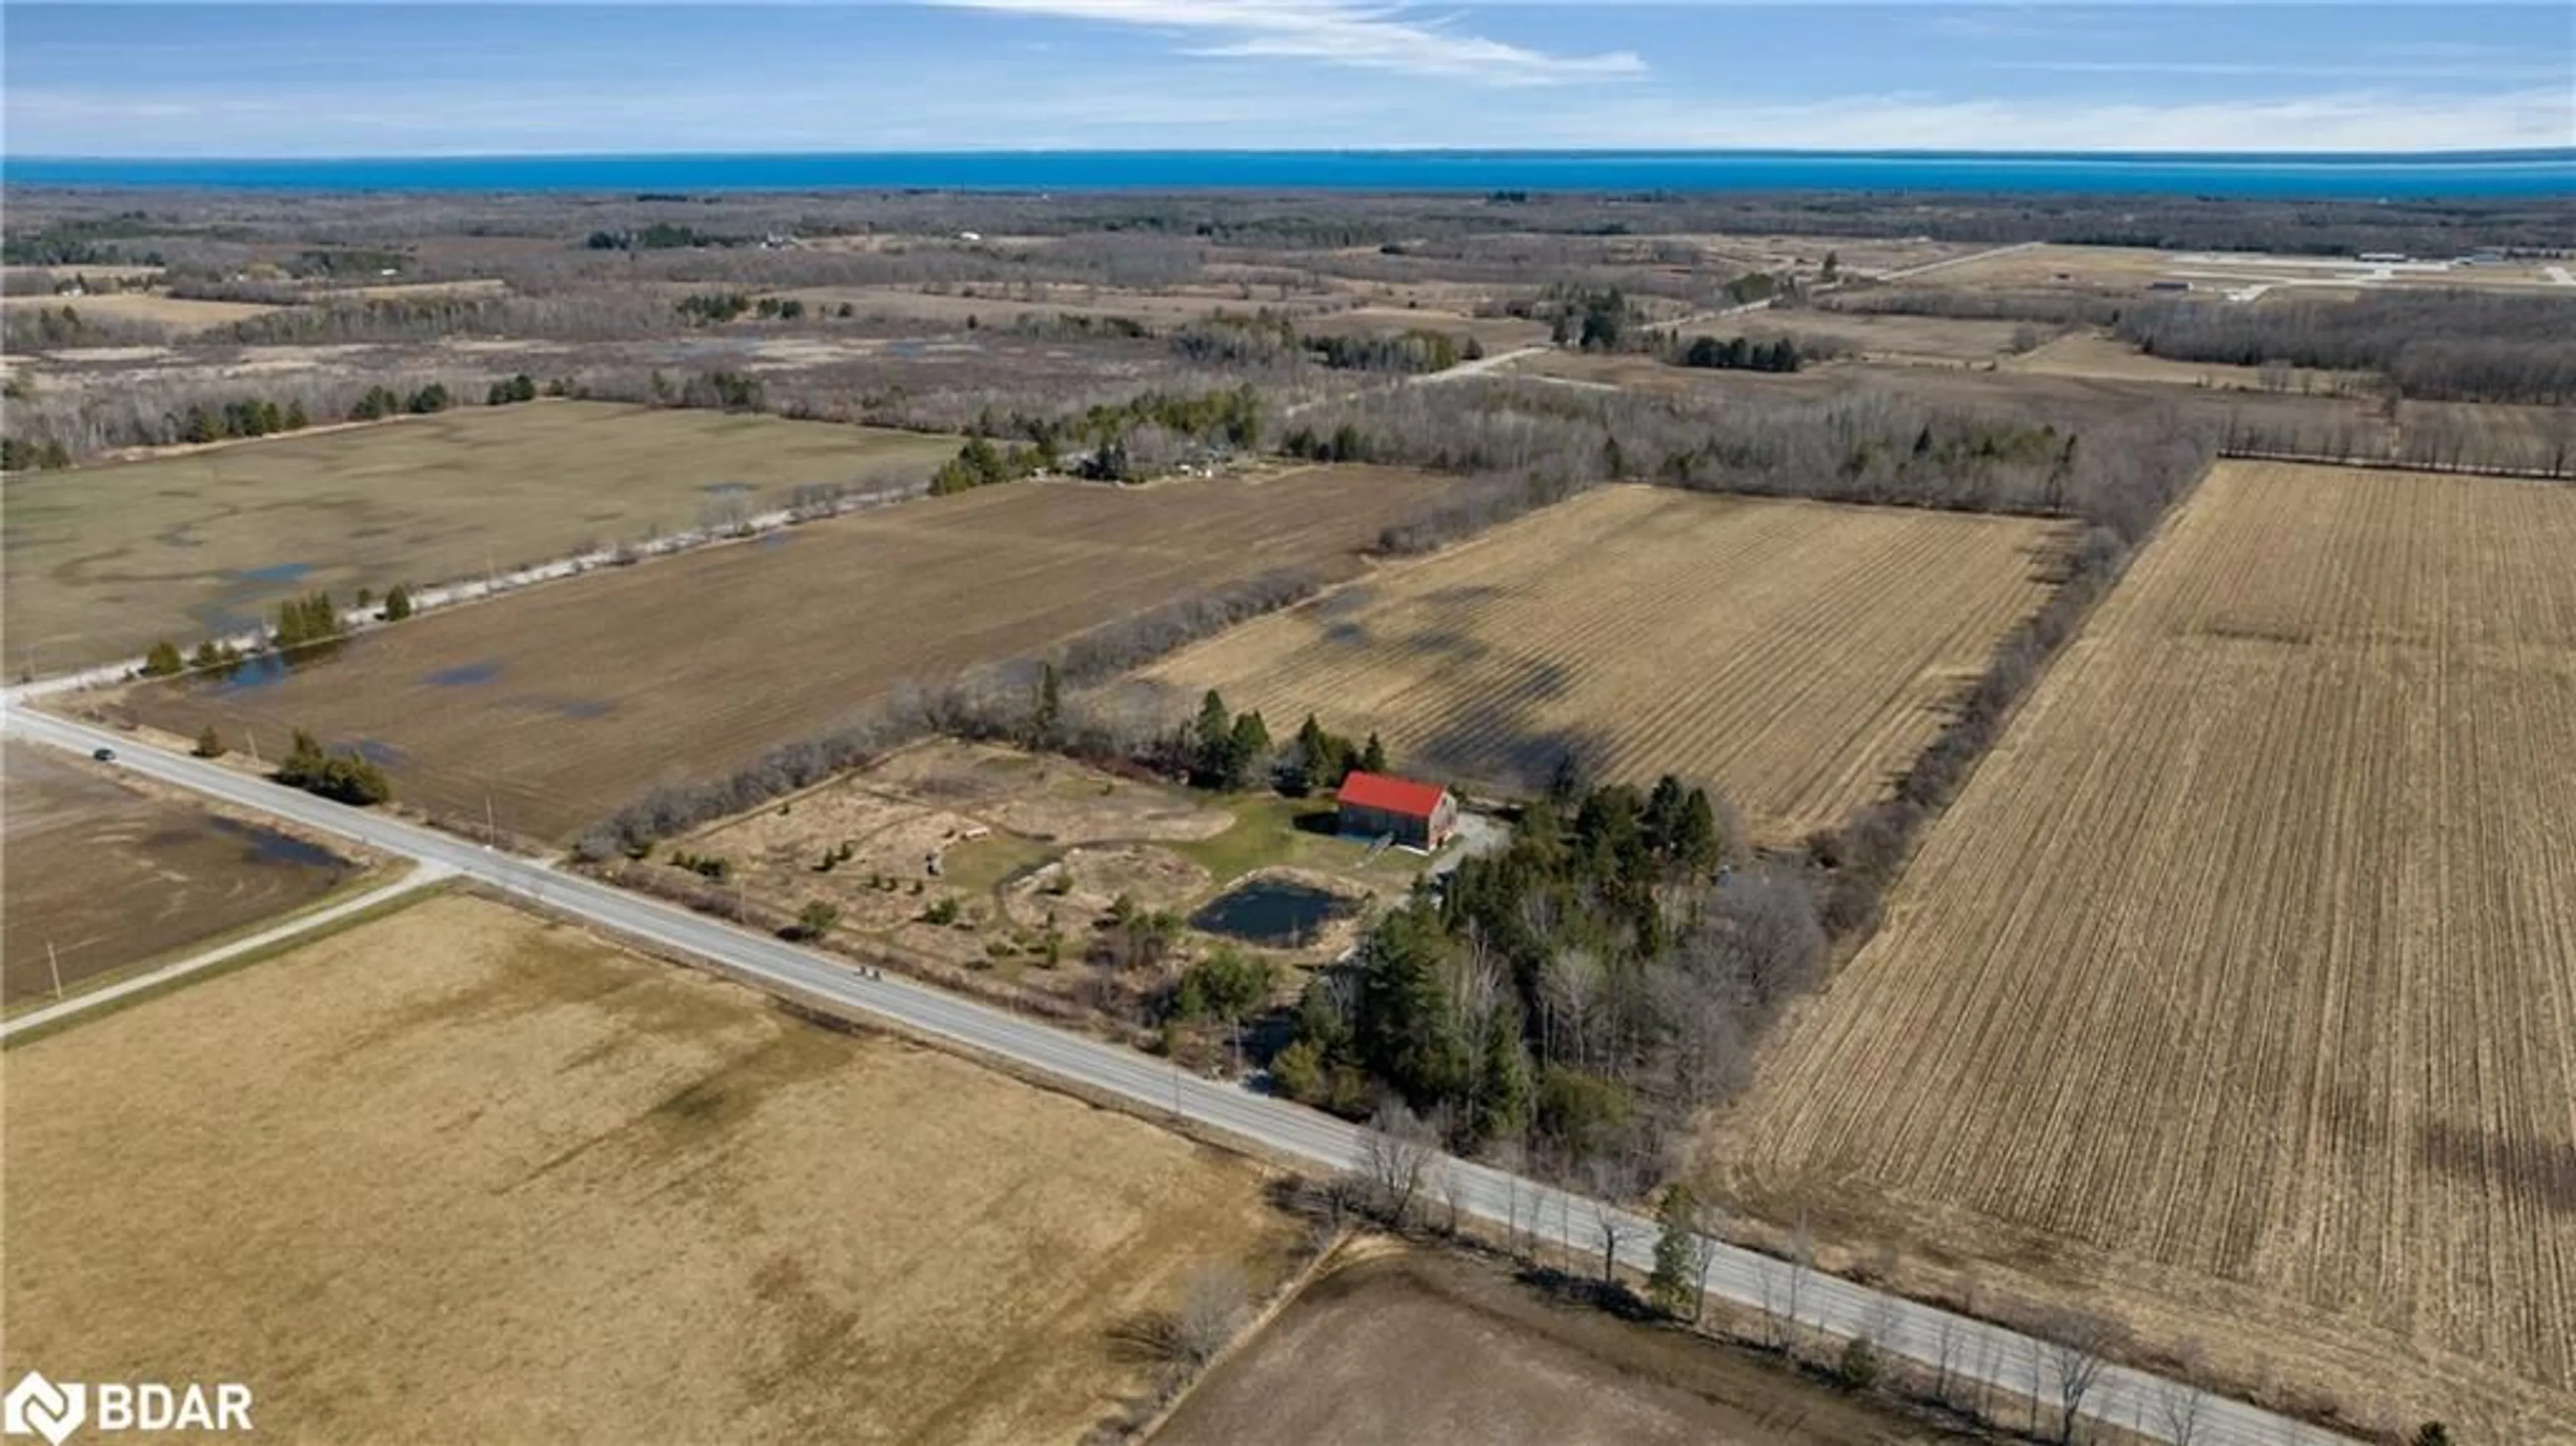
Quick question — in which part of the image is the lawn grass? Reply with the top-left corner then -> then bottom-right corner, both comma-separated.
1167,792 -> 1422,887
943,833 -> 1063,893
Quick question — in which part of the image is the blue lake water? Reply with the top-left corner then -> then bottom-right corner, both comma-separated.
8,150 -> 2571,199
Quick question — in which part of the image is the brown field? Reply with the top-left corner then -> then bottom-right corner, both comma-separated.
0,289 -> 280,331
1139,485 -> 2063,838
780,282 -> 1343,328
1926,242 -> 2575,298
0,739 -> 354,1004
2393,399 -> 2576,474
1664,231 -> 1986,278
122,465 -> 1470,840
0,893 -> 1295,1444
2004,330 -> 2369,394
1505,347 -> 2395,441
313,277 -> 510,302
3,400 -> 960,668
1295,305 -> 1552,351
1161,1247 -> 1946,1446
1716,463 -> 2576,1438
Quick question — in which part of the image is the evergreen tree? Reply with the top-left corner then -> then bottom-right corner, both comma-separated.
1030,661 -> 1062,748
141,639 -> 184,677
1225,709 -> 1271,789
193,724 -> 225,759
381,585 -> 413,622
1648,1182 -> 1703,1319
1477,1005 -> 1530,1141
1356,905 -> 1466,1111
1192,689 -> 1234,784
1360,731 -> 1389,775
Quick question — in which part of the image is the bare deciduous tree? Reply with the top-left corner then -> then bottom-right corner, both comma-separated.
2040,1307 -> 2129,1445
1171,1263 -> 1250,1366
1352,1101 -> 1442,1229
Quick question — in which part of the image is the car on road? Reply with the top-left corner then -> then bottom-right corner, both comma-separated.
91,746 -> 117,763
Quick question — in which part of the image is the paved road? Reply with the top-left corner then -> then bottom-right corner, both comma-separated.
1,704 -> 2355,1446
0,863 -> 453,1042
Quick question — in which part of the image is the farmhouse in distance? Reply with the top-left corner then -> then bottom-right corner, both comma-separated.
1335,771 -> 1458,851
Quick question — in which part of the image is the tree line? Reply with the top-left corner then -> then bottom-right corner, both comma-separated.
1670,334 -> 1804,374
2118,289 -> 2576,404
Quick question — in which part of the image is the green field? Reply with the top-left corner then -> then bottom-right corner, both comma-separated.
2,401 -> 959,669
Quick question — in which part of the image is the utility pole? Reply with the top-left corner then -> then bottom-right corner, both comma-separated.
246,728 -> 260,766
46,941 -> 65,999
485,792 -> 497,850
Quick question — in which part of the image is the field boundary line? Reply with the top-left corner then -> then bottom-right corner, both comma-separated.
0,863 -> 453,1044
2214,447 -> 2573,483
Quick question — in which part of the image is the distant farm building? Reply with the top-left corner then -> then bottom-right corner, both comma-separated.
2145,280 -> 2190,292
1335,771 -> 1458,851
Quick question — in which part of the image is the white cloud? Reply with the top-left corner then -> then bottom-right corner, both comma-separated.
932,0 -> 1645,83
1535,88 -> 2576,153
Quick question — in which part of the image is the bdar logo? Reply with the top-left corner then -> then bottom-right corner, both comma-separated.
3,1372 -> 85,1446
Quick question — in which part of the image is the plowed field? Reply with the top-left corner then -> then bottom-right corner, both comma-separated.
1718,461 -> 2576,1438
1140,486 -> 2063,838
122,466 -> 1465,841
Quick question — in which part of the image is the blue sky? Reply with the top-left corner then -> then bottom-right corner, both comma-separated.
4,3 -> 2570,156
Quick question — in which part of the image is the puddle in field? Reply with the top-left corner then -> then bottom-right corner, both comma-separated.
1189,879 -> 1354,948
237,561 -> 313,584
208,816 -> 345,871
209,653 -> 290,692
425,659 -> 503,686
352,738 -> 406,767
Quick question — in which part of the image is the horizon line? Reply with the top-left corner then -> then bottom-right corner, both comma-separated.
10,145 -> 2575,165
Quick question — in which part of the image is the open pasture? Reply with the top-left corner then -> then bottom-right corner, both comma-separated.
0,289 -> 279,331
123,465 -> 1470,841
0,739 -> 355,1004
2004,329 -> 2369,394
1139,485 -> 2063,838
3,400 -> 958,668
0,892 -> 1293,1444
1718,462 -> 2576,1437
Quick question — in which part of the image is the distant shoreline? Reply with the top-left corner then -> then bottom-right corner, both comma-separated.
8,148 -> 2573,199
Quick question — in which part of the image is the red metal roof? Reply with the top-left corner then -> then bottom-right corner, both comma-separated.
1336,771 -> 1448,820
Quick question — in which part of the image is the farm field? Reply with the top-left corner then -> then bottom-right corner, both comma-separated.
122,465 -> 1471,841
1159,1248 -> 1942,1446
0,738 -> 355,1004
2003,330 -> 2368,395
2391,399 -> 2576,475
1295,306 -> 1552,352
1503,347 -> 2394,439
0,289 -> 282,330
0,893 -> 1295,1445
1716,462 -> 2576,1439
1139,485 -> 2063,839
3,400 -> 960,668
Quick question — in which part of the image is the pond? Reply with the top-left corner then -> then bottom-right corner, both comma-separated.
1190,879 -> 1354,948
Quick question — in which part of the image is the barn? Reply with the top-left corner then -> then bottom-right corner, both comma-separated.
1334,771 -> 1458,852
